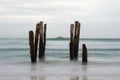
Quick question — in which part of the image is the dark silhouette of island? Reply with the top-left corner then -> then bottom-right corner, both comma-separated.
47,36 -> 69,40
56,36 -> 65,39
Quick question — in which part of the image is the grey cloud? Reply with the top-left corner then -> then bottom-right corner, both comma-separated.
0,0 -> 95,16
90,0 -> 120,21
0,0 -> 120,38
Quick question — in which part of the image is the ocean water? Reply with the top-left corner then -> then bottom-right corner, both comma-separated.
0,38 -> 120,63
0,38 -> 120,80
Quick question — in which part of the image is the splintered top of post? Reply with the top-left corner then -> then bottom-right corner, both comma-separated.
70,24 -> 74,33
75,21 -> 79,23
39,21 -> 43,28
40,21 -> 43,24
83,44 -> 85,46
71,24 -> 74,27
29,30 -> 34,36
44,24 -> 47,27
29,30 -> 33,33
36,23 -> 40,26
83,44 -> 87,48
29,30 -> 34,41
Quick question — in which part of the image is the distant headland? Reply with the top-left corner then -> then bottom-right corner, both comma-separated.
47,36 -> 69,40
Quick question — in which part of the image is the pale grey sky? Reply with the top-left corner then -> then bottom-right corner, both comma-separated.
0,0 -> 120,38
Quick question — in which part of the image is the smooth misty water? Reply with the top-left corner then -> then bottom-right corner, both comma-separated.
0,38 -> 120,63
0,38 -> 120,80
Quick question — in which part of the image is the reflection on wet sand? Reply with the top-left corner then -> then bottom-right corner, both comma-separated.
30,63 -> 88,80
30,76 -> 37,80
30,76 -> 88,80
70,76 -> 88,80
30,77 -> 46,80
70,77 -> 79,80
82,76 -> 88,80
82,64 -> 88,80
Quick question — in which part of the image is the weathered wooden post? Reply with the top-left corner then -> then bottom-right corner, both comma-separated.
29,21 -> 47,62
29,31 -> 36,63
43,24 -> 47,56
39,22 -> 44,59
82,44 -> 87,63
69,21 -> 80,60
34,23 -> 40,61
70,24 -> 74,60
39,22 -> 47,59
74,21 -> 80,59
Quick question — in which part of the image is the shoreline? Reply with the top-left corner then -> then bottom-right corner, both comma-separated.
0,61 -> 120,77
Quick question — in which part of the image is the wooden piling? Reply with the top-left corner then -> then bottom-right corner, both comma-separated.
29,31 -> 36,63
39,22 -> 47,59
34,23 -> 40,61
29,21 -> 47,62
74,21 -> 80,59
69,21 -> 80,60
39,22 -> 44,59
43,24 -> 47,56
82,44 -> 87,63
70,24 -> 74,60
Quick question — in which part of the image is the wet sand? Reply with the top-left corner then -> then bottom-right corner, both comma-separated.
0,61 -> 120,80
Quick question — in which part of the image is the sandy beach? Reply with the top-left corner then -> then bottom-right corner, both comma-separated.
0,60 -> 120,80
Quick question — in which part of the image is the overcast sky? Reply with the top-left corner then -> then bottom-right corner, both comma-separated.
0,0 -> 120,38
